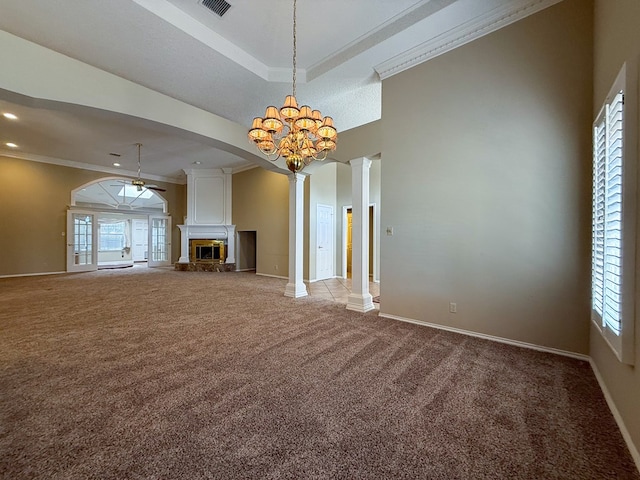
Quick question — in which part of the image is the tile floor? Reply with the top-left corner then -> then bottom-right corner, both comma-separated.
306,277 -> 380,307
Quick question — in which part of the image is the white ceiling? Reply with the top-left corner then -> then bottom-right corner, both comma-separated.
0,0 -> 559,183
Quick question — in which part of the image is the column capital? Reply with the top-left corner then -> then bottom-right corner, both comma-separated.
288,172 -> 308,184
349,157 -> 373,169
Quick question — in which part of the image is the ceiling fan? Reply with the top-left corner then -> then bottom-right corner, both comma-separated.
125,143 -> 166,192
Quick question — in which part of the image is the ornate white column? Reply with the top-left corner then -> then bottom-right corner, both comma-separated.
285,173 -> 308,298
347,158 -> 375,312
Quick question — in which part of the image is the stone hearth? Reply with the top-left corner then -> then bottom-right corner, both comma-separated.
174,262 -> 235,272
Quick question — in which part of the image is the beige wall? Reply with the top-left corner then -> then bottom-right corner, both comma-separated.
307,163 -> 338,281
333,120 -> 382,164
592,0 -> 640,461
232,167 -> 289,277
379,0 -> 593,353
0,156 -> 185,276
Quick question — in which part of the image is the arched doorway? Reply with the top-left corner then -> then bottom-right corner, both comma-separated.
66,177 -> 171,271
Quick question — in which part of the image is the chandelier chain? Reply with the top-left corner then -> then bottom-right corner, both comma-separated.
292,0 -> 297,98
247,0 -> 337,174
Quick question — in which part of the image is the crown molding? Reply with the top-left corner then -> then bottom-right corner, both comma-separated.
0,149 -> 185,185
374,0 -> 562,80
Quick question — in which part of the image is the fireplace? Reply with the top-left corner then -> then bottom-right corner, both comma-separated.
191,239 -> 225,263
176,169 -> 236,269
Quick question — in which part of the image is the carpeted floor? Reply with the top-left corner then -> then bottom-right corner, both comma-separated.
0,267 -> 638,479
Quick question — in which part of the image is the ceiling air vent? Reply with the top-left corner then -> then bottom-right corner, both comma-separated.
201,0 -> 231,17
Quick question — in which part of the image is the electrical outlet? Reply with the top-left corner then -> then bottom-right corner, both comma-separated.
386,226 -> 394,236
274,265 -> 278,271
449,302 -> 457,313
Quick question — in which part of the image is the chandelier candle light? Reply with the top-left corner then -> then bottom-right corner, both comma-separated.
248,0 -> 337,174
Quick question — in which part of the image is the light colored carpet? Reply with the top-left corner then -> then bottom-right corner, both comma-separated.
0,267 -> 638,479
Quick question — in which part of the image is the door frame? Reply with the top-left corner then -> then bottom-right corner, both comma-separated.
148,214 -> 172,268
316,203 -> 334,281
66,210 -> 98,272
131,218 -> 149,262
342,203 -> 377,281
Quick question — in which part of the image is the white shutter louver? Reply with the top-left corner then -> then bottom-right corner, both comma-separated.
592,121 -> 606,317
602,92 -> 624,334
591,63 -> 635,365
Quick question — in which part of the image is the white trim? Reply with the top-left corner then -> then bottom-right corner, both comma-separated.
256,273 -> 288,280
379,312 -> 639,473
315,203 -> 335,281
378,313 -> 590,361
0,149 -> 184,185
591,63 -> 637,365
375,0 -> 562,80
70,176 -> 169,213
0,271 -> 67,279
589,359 -> 640,473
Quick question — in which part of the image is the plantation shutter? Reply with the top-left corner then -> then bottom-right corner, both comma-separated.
591,63 -> 635,365
592,119 -> 606,316
602,91 -> 624,334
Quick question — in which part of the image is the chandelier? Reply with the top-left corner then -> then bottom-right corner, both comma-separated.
248,0 -> 337,174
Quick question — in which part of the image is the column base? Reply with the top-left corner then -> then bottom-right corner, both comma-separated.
284,282 -> 308,298
346,293 -> 375,313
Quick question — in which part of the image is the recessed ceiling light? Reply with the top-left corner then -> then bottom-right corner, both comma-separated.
113,162 -> 121,167
5,142 -> 18,148
2,113 -> 18,120
193,161 -> 202,165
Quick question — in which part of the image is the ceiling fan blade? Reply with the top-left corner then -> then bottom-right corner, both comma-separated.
146,186 -> 166,192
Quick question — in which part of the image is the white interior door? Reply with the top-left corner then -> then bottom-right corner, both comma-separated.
66,210 -> 98,272
316,204 -> 334,280
132,219 -> 148,261
148,215 -> 171,267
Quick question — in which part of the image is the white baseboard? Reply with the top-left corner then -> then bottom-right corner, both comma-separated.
589,359 -> 640,473
379,312 -> 638,475
255,272 -> 288,280
0,270 -> 66,279
378,313 -> 590,361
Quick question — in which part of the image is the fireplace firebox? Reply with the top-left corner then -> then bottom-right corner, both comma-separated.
190,239 -> 225,263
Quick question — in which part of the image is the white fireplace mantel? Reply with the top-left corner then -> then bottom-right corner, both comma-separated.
177,224 -> 236,264
177,168 -> 236,265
